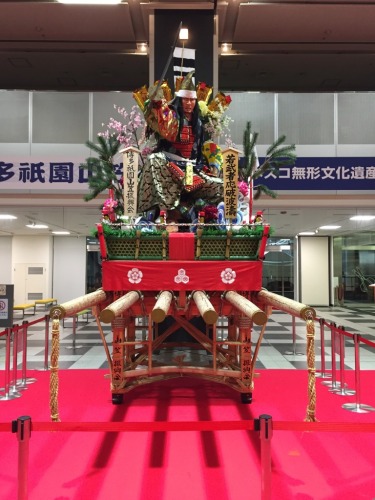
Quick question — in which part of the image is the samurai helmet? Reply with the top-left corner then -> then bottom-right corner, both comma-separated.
175,70 -> 197,99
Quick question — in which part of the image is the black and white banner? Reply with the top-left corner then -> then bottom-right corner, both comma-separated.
173,46 -> 195,85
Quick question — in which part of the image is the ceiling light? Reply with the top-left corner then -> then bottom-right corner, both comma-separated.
26,223 -> 49,229
0,214 -> 17,220
57,1 -> 122,4
350,215 -> 375,221
221,43 -> 232,53
319,225 -> 341,230
52,231 -> 71,235
136,42 -> 148,53
298,231 -> 316,236
179,28 -> 189,41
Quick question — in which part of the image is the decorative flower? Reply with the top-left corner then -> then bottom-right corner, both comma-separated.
203,205 -> 218,222
198,101 -> 209,117
127,268 -> 143,284
238,181 -> 249,197
221,268 -> 236,284
99,104 -> 146,151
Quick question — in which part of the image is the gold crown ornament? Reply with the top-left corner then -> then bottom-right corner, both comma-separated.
208,91 -> 232,113
132,85 -> 149,112
196,82 -> 212,104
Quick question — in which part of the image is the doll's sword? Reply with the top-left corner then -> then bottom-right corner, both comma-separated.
145,21 -> 182,112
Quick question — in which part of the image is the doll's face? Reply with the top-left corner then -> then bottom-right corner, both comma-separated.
181,97 -> 196,116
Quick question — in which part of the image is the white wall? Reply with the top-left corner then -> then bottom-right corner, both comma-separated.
52,237 -> 87,303
0,237 -> 12,284
298,236 -> 330,306
12,235 -> 53,303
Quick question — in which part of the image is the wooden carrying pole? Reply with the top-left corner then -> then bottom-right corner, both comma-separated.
50,288 -> 107,319
255,289 -> 316,320
191,291 -> 218,325
223,291 -> 267,326
151,291 -> 173,323
100,291 -> 142,323
255,288 -> 318,422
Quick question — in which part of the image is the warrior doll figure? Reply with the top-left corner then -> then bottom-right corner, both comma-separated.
136,71 -> 224,222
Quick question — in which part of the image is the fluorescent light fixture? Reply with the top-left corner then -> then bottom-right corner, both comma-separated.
221,43 -> 232,53
26,223 -> 48,229
350,215 -> 375,221
0,214 -> 17,220
179,28 -> 189,41
136,42 -> 148,53
298,231 -> 316,236
319,225 -> 341,230
57,1 -> 122,4
52,231 -> 71,235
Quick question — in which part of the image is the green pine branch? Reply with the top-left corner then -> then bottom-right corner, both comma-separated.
241,121 -> 297,199
80,136 -> 123,209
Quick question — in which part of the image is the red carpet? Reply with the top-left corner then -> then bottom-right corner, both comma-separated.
1,369 -> 375,500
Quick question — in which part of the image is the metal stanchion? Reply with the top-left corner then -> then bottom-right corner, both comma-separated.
0,327 -> 21,400
10,325 -> 23,397
258,414 -> 273,500
12,416 -> 31,500
284,315 -> 303,356
322,322 -> 342,389
284,316 -> 304,356
342,333 -> 375,413
315,318 -> 331,379
44,314 -> 50,370
331,326 -> 355,396
16,320 -> 37,388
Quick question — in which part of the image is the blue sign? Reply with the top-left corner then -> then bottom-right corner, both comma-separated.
255,157 -> 375,190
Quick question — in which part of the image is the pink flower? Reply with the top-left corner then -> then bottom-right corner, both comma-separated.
238,181 -> 249,197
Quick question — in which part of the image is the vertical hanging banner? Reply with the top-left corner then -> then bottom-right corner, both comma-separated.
222,147 -> 240,220
173,46 -> 196,88
122,147 -> 140,218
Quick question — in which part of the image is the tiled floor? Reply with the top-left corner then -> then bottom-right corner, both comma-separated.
2,301 -> 374,373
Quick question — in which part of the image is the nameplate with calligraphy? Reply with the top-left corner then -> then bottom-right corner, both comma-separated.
222,147 -> 240,220
122,147 -> 140,218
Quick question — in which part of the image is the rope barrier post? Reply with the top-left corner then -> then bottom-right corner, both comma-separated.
284,315 -> 303,356
12,415 -> 31,500
44,314 -> 50,370
315,318 -> 331,379
342,333 -> 375,413
257,414 -> 273,500
0,328 -> 20,400
17,321 -> 37,389
72,314 -> 77,349
331,326 -> 355,396
322,322 -> 339,389
10,325 -> 22,398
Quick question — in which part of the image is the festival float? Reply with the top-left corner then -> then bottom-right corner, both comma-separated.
49,58 -> 318,423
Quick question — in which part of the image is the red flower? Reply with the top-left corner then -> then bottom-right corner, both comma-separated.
204,205 -> 218,222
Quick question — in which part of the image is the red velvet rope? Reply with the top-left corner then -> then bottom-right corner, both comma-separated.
1,420 -> 375,434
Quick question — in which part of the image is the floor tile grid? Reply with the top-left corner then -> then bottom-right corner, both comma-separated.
1,305 -> 374,372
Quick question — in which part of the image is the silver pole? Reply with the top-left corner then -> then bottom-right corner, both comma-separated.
17,321 -> 37,388
331,326 -> 355,396
0,328 -> 20,400
11,325 -> 22,398
315,318 -> 331,379
323,322 -> 340,389
44,315 -> 50,370
342,333 -> 375,413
